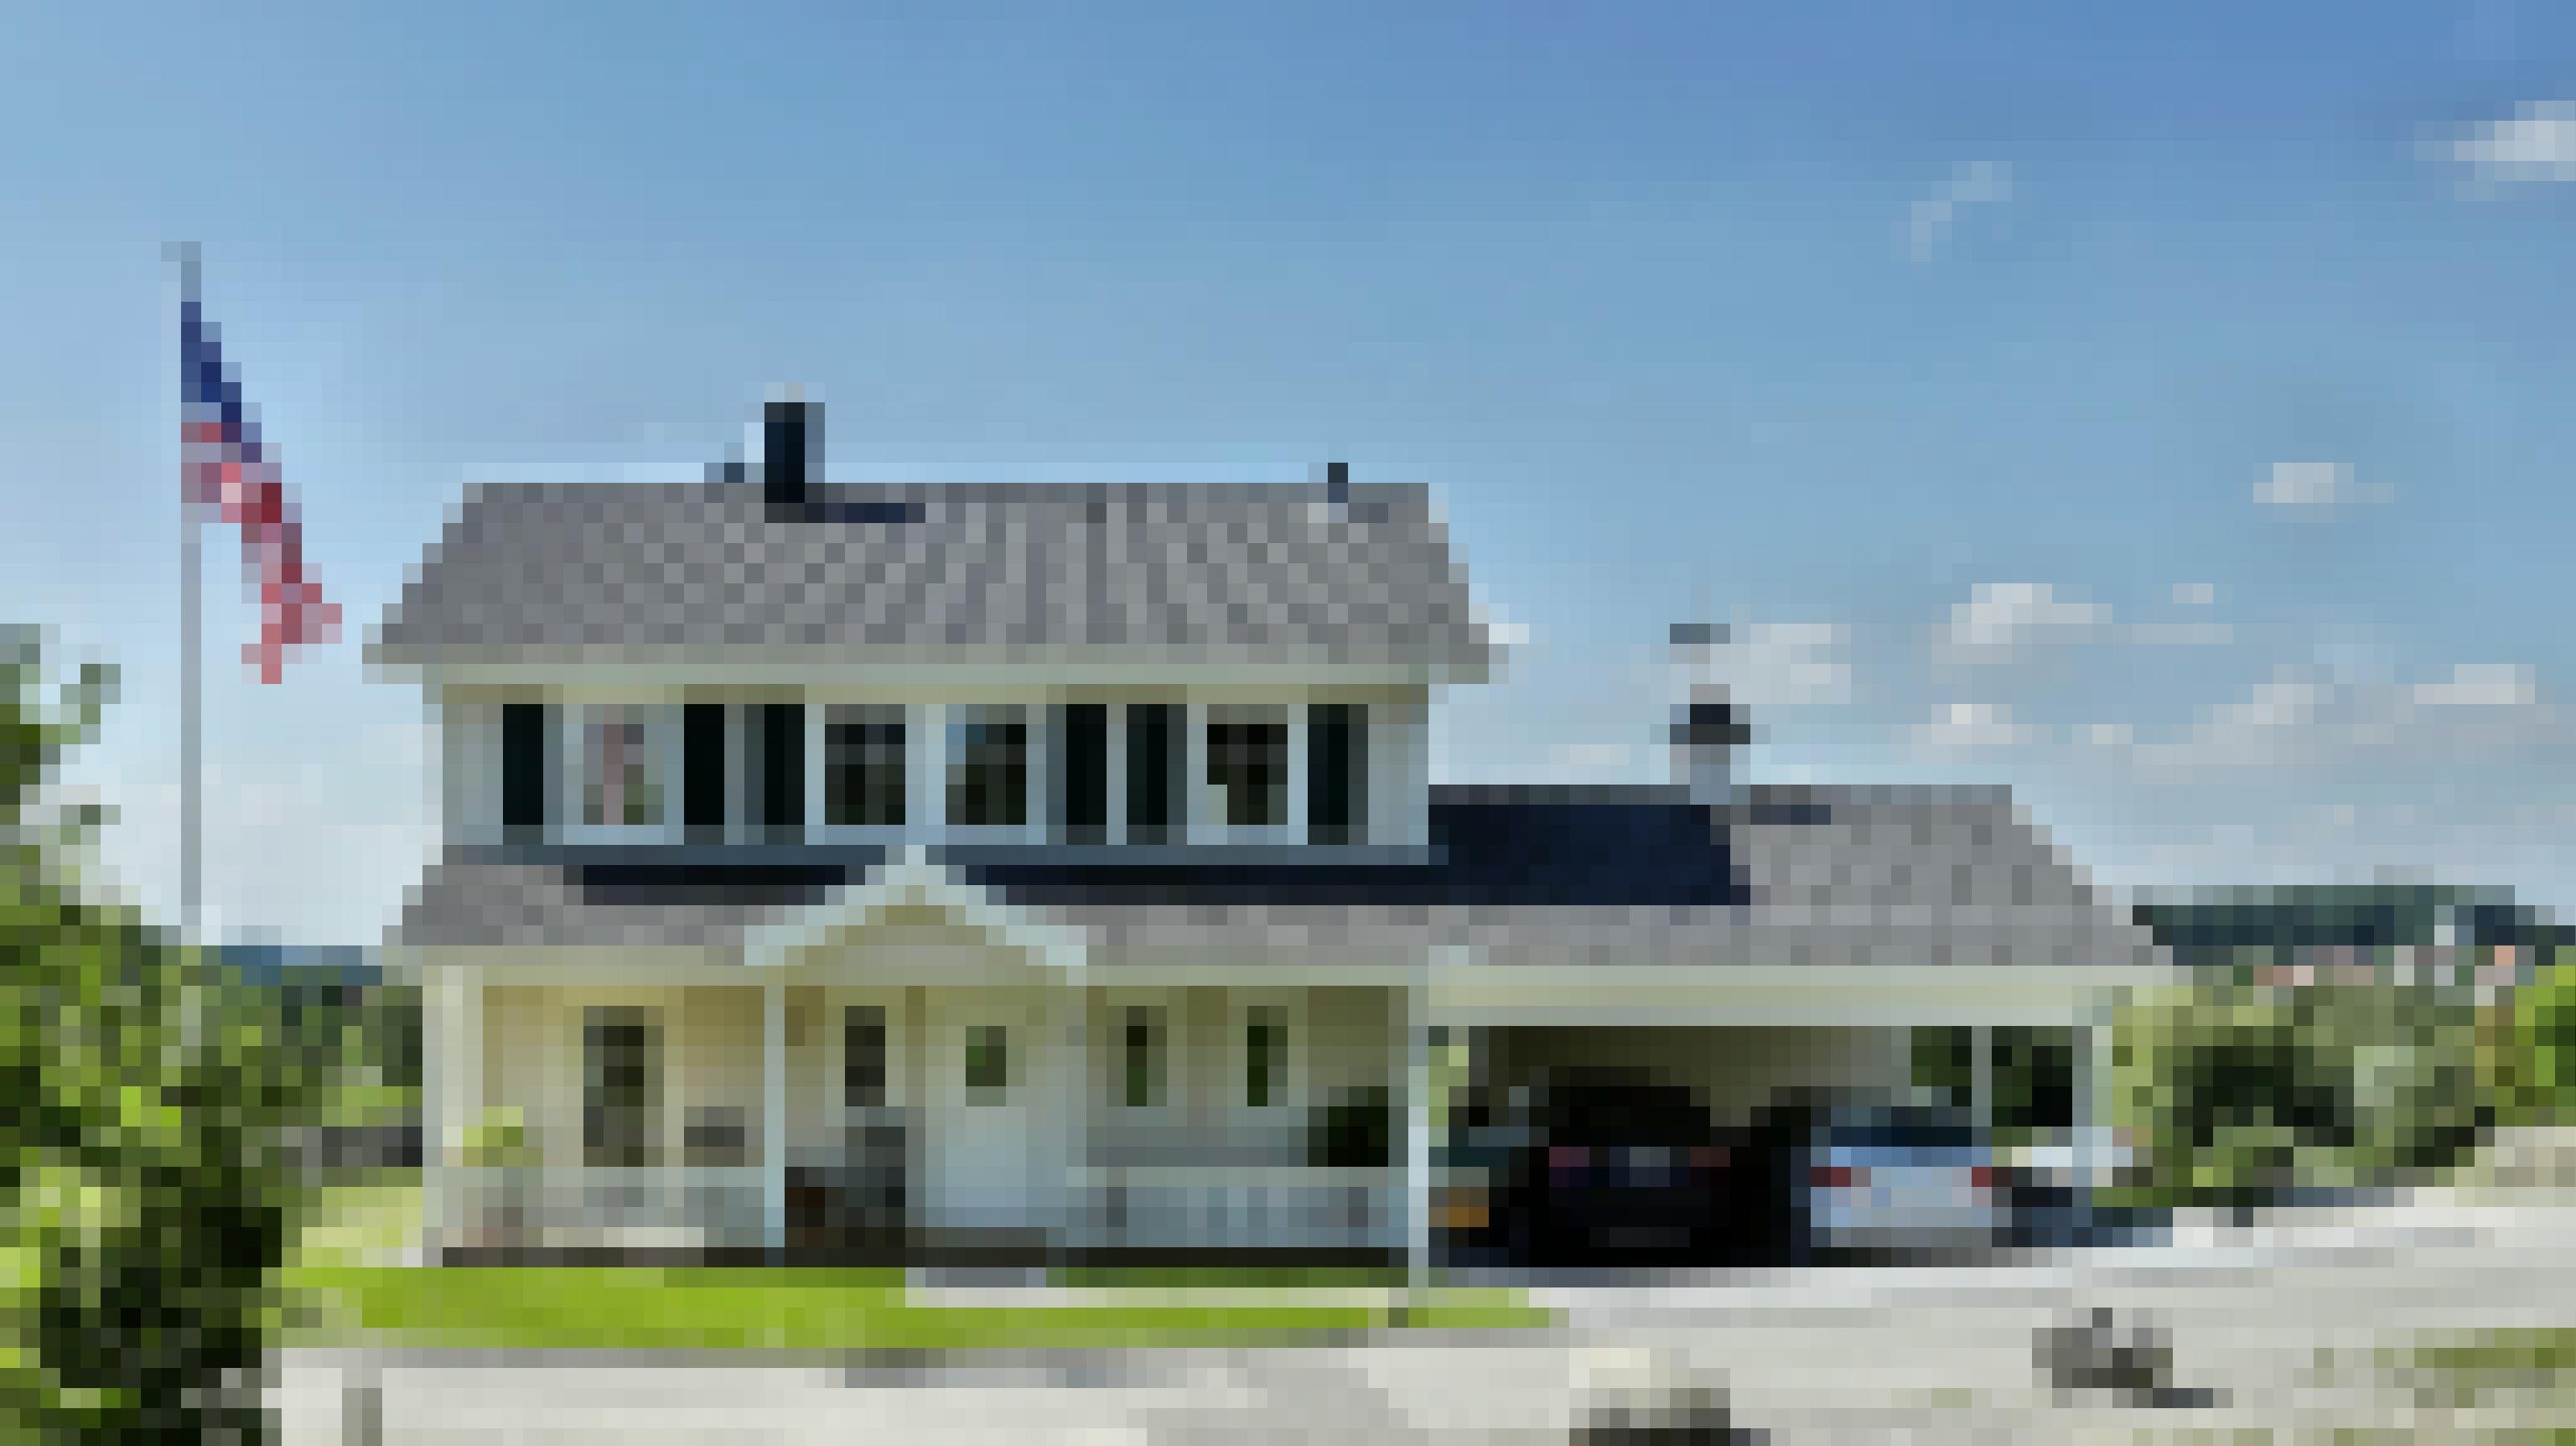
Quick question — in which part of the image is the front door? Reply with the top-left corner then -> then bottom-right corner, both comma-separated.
926,995 -> 1049,1233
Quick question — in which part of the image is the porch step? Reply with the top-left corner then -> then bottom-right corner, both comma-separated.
909,1264 -> 1051,1292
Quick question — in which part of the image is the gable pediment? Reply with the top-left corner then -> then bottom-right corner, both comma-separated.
744,850 -> 1086,971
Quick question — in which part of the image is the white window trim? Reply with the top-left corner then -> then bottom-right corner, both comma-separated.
562,703 -> 681,845
1201,703 -> 1300,847
813,704 -> 913,845
1227,991 -> 1307,1117
942,702 -> 1036,844
1101,991 -> 1179,1121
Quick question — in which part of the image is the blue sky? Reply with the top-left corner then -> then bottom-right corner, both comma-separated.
7,1 -> 2576,941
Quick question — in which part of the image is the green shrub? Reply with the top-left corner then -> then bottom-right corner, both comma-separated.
2112,978 -> 2491,1209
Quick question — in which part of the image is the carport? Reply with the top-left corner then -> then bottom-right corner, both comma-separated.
1432,958 -> 2140,1130
1424,959 -> 2149,1262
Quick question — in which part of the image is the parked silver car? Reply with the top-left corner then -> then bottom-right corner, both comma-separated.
1802,1102 -> 2005,1258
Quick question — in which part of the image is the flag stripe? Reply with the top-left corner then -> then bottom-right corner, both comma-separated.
181,290 -> 337,682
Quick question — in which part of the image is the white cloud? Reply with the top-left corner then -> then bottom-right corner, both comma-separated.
1555,741 -> 1634,771
2172,582 -> 2218,608
2122,659 -> 2553,775
1940,582 -> 2108,663
2255,461 -> 2390,509
2127,620 -> 2234,647
2212,666 -> 2331,733
1909,160 -> 2013,262
1710,620 -> 1854,708
1912,700 -> 2040,751
2446,100 -> 2576,186
1476,600 -> 1532,651
2415,662 -> 2538,709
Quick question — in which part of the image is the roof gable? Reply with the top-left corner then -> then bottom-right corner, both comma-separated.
744,851 -> 1087,971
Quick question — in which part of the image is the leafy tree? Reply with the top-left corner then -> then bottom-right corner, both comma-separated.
2110,978 -> 2490,1209
0,628 -> 304,1441
2504,959 -> 2576,1122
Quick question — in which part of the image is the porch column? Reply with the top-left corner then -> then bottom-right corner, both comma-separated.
427,964 -> 481,1259
1053,986 -> 1090,1247
421,966 -> 447,1256
1403,981 -> 1432,1295
763,980 -> 786,1254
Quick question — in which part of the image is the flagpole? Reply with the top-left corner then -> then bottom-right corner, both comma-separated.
173,241 -> 202,944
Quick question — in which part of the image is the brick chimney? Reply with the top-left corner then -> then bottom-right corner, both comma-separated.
762,386 -> 818,513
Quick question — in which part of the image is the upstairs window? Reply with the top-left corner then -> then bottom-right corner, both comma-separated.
948,706 -> 1028,829
579,705 -> 667,830
1206,707 -> 1288,829
826,707 -> 907,828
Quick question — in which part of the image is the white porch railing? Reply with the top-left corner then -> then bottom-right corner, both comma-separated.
1070,1166 -> 1399,1253
436,1167 -> 767,1252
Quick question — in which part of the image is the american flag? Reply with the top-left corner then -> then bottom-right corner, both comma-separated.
181,291 -> 339,682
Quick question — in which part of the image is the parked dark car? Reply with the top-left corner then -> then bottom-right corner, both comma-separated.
1479,1071 -> 1734,1266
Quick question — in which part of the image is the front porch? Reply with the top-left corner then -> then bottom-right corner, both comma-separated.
424,968 -> 1417,1263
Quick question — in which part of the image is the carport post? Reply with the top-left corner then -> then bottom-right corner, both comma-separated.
1969,1023 -> 1993,1133
2076,998 -> 2116,1192
1403,979 -> 1431,1308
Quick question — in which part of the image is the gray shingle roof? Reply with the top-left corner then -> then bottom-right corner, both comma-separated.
391,785 -> 2162,969
372,480 -> 1489,669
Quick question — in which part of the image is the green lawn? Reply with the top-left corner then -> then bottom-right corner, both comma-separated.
291,1176 -> 424,1271
2406,1329 -> 2576,1396
281,1266 -> 1550,1352
282,1176 -> 1546,1350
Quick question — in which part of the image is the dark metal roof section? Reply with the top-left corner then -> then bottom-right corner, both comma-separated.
961,785 -> 1742,910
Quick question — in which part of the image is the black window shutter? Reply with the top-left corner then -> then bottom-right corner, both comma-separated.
1309,703 -> 1366,845
760,703 -> 804,838
683,703 -> 725,838
1126,703 -> 1177,843
1062,703 -> 1108,842
501,702 -> 548,838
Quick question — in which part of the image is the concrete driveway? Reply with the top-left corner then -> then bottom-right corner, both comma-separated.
274,1197 -> 2576,1443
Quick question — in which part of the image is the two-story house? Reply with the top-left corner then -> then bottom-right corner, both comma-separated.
372,395 -> 2170,1267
